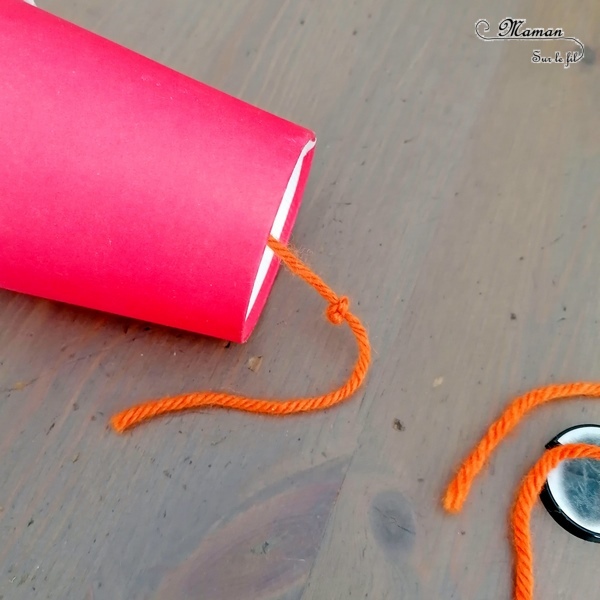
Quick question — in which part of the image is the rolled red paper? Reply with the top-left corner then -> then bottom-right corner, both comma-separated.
0,0 -> 316,342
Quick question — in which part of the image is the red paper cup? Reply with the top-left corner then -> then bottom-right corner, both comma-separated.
0,0 -> 316,342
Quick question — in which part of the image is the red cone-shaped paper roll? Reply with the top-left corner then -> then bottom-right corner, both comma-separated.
0,1 -> 316,343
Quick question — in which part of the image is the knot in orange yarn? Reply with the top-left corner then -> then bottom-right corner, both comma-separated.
327,296 -> 350,325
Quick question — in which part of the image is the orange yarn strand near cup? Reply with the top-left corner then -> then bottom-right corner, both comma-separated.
443,382 -> 600,513
512,443 -> 600,600
110,235 -> 371,433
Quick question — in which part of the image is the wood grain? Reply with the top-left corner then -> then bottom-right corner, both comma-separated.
1,0 -> 599,598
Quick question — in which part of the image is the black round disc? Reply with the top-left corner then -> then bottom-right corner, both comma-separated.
541,424 -> 600,543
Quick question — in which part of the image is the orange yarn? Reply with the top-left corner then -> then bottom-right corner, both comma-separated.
443,382 -> 600,599
512,443 -> 600,600
443,382 -> 600,513
110,235 -> 371,433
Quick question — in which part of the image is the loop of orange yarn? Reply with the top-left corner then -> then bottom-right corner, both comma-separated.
443,382 -> 600,513
110,235 -> 371,433
512,443 -> 600,600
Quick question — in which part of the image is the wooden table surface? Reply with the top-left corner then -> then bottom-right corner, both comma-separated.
2,1 -> 599,598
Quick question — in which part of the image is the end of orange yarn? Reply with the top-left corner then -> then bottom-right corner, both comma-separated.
110,415 -> 128,434
442,482 -> 465,514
